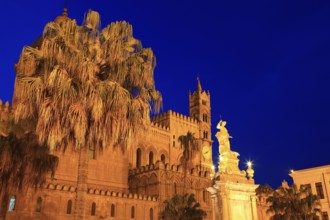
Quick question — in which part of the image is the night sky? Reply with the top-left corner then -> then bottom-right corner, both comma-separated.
1,0 -> 330,188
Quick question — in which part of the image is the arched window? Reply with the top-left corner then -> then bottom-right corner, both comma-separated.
203,131 -> 208,139
67,200 -> 72,214
149,151 -> 154,165
131,206 -> 135,218
203,114 -> 208,122
91,202 -> 96,216
8,195 -> 16,211
110,204 -> 115,217
36,197 -> 42,212
136,148 -> 141,168
150,208 -> 154,220
174,183 -> 177,195
161,154 -> 165,164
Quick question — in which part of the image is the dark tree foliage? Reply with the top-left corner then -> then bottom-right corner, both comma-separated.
159,193 -> 206,220
266,183 -> 321,220
0,133 -> 58,218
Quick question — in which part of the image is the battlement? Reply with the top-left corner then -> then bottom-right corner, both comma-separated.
0,99 -> 11,111
129,160 -> 210,178
45,182 -> 158,201
152,110 -> 198,125
0,99 -> 12,121
189,90 -> 210,97
150,121 -> 169,132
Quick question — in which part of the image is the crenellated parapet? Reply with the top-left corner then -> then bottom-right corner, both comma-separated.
45,182 -> 158,201
129,160 -> 210,178
150,121 -> 169,132
151,110 -> 199,129
168,110 -> 198,124
189,89 -> 210,97
0,99 -> 12,121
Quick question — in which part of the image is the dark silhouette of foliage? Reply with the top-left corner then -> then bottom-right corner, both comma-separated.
0,132 -> 58,219
256,184 -> 274,200
178,132 -> 198,192
159,193 -> 206,220
266,183 -> 321,220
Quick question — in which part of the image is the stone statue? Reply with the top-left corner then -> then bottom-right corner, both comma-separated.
216,120 -> 232,154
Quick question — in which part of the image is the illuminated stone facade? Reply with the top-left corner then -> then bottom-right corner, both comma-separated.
290,165 -> 330,220
0,8 -> 267,220
1,78 -> 214,220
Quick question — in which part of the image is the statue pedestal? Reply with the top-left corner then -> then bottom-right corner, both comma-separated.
208,175 -> 259,220
208,119 -> 259,220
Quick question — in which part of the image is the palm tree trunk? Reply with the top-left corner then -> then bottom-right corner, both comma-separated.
0,192 -> 9,220
74,147 -> 89,220
183,157 -> 187,194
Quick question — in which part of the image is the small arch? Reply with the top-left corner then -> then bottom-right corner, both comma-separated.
36,197 -> 42,212
8,195 -> 16,211
91,202 -> 96,216
149,151 -> 154,165
202,114 -> 208,122
150,208 -> 154,220
67,200 -> 72,214
174,183 -> 177,195
136,148 -> 141,168
203,190 -> 206,202
131,206 -> 135,218
203,131 -> 208,139
110,204 -> 115,217
161,154 -> 165,163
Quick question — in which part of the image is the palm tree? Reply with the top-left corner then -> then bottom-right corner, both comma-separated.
266,183 -> 321,220
256,184 -> 274,200
0,132 -> 58,220
9,9 -> 162,220
178,132 -> 198,192
159,193 -> 206,220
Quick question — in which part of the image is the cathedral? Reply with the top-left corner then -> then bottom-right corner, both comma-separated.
0,8 -> 214,220
1,82 -> 213,220
0,8 -> 262,220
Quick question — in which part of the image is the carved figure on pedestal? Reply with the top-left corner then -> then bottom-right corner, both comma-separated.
216,120 -> 232,154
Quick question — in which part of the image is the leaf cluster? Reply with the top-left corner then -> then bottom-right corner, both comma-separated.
159,193 -> 206,220
0,133 -> 58,199
266,184 -> 321,220
13,10 -> 162,151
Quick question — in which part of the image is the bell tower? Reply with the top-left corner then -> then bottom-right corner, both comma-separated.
189,78 -> 212,169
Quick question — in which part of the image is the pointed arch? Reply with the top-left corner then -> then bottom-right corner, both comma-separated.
8,195 -> 16,211
36,197 -> 42,212
67,200 -> 72,214
91,202 -> 96,216
131,206 -> 135,218
136,148 -> 141,168
150,208 -> 154,220
149,151 -> 154,165
110,204 -> 115,217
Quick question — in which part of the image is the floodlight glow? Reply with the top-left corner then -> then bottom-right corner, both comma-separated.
211,165 -> 215,170
247,161 -> 252,167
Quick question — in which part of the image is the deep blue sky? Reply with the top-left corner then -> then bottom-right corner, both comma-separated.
1,0 -> 330,188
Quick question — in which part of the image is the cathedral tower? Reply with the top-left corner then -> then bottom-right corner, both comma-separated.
189,78 -> 213,170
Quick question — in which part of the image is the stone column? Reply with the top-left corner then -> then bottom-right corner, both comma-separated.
250,195 -> 258,220
221,193 -> 229,220
207,185 -> 220,220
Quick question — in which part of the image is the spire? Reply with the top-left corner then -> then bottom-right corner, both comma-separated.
197,77 -> 202,93
63,0 -> 69,17
54,0 -> 70,24
62,8 -> 68,17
